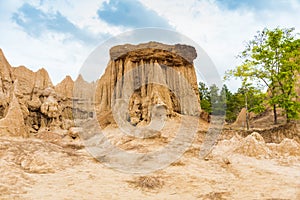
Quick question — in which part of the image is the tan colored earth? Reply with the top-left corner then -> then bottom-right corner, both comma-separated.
1,117 -> 300,200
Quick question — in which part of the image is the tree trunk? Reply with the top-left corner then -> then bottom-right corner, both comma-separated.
273,104 -> 277,124
246,111 -> 249,130
245,93 -> 249,130
286,113 -> 290,123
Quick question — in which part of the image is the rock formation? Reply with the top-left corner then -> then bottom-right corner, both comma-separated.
0,82 -> 27,137
94,42 -> 201,127
0,48 -> 95,137
232,108 -> 248,128
0,49 -> 13,118
72,75 -> 96,120
0,42 -> 201,137
55,75 -> 74,99
54,75 -> 74,129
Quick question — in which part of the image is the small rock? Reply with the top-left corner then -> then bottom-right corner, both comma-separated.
222,157 -> 231,165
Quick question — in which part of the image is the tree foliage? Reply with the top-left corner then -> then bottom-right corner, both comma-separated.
199,82 -> 226,116
199,82 -> 265,122
225,27 -> 300,123
198,82 -> 211,114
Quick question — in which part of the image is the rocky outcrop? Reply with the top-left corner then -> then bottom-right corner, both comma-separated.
0,48 -> 96,137
0,82 -> 27,137
55,75 -> 74,99
72,75 -> 96,120
95,42 -> 201,127
0,42 -> 201,136
0,49 -> 13,118
10,66 -> 60,133
110,41 -> 197,64
54,76 -> 75,128
232,108 -> 248,128
11,66 -> 53,95
0,49 -> 13,92
232,107 -> 288,129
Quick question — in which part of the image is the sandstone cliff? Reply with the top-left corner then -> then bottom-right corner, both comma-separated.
0,49 -> 94,137
0,49 -> 13,119
0,49 -> 13,93
95,42 -> 201,127
55,75 -> 74,99
0,82 -> 27,137
0,42 -> 201,137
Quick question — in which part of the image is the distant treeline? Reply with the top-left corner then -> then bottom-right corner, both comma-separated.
198,82 -> 265,123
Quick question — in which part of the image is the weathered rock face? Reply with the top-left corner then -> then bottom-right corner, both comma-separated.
95,42 -> 201,126
73,75 -> 96,100
0,42 -> 201,136
55,75 -> 74,99
0,83 -> 28,137
0,49 -> 13,92
54,75 -> 75,127
12,66 -> 53,95
72,75 -> 96,120
0,49 -> 13,118
10,66 -> 61,133
110,42 -> 197,64
10,66 -> 57,131
0,48 -> 96,137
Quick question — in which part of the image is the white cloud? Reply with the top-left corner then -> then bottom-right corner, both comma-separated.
36,0 -> 125,36
0,0 -> 112,84
0,22 -> 92,84
1,0 -> 300,90
139,0 -> 300,91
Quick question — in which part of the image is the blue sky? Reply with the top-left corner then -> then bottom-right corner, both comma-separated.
97,0 -> 172,29
12,3 -> 100,44
9,0 -> 173,44
215,0 -> 289,10
0,0 -> 300,90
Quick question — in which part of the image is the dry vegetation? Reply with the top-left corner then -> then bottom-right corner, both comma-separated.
127,176 -> 164,192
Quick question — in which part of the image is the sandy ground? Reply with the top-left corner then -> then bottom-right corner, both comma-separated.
23,154 -> 300,200
1,119 -> 300,200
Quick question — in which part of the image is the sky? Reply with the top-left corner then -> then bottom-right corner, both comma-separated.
1,0 -> 300,91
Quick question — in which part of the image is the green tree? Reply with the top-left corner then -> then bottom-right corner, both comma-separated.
224,85 -> 265,123
226,27 -> 300,124
199,82 -> 226,115
210,84 -> 226,115
199,82 -> 211,114
199,82 -> 265,122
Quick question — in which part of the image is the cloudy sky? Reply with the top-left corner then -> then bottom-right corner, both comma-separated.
1,0 -> 300,91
